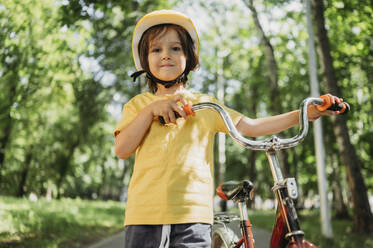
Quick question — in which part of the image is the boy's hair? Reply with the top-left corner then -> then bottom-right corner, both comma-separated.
138,24 -> 199,93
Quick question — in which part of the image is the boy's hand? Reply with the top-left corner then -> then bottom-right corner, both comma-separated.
307,94 -> 344,121
148,95 -> 188,124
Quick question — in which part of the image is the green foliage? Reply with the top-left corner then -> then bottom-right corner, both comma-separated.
0,196 -> 124,247
323,0 -> 373,190
0,0 -> 371,236
0,0 -> 167,200
298,210 -> 373,248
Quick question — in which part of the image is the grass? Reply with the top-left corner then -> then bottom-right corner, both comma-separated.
298,210 -> 373,248
0,196 -> 125,248
2,196 -> 373,248
241,208 -> 373,248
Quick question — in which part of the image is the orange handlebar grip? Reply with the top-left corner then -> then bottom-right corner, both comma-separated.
183,101 -> 195,116
316,94 -> 332,112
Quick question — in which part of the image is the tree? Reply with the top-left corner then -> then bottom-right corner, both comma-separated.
243,0 -> 294,179
0,0 -> 113,199
312,0 -> 373,233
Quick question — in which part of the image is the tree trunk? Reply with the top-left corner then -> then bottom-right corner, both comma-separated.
0,78 -> 17,184
56,141 -> 79,199
0,118 -> 12,183
16,150 -> 33,197
312,0 -> 373,233
331,154 -> 349,219
96,159 -> 106,199
244,0 -> 291,176
56,173 -> 63,200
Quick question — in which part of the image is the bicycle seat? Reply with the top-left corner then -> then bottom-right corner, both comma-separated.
216,180 -> 254,202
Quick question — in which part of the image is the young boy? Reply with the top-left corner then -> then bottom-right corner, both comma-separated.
114,10 -> 344,247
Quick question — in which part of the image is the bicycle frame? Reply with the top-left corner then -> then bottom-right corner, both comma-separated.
266,149 -> 316,248
193,98 -> 326,248
237,202 -> 255,248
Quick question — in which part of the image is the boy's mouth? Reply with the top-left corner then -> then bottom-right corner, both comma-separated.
160,64 -> 174,67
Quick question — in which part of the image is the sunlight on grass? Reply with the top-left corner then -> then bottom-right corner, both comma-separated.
298,210 -> 373,248
0,196 -> 125,247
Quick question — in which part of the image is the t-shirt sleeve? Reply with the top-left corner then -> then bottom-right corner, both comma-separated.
210,97 -> 243,133
114,100 -> 138,137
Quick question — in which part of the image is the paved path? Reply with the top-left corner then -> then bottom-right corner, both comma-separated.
89,221 -> 271,248
89,230 -> 125,248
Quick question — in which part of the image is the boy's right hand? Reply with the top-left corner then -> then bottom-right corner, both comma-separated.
148,95 -> 189,124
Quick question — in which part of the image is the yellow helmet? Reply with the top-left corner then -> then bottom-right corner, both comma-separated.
132,9 -> 200,71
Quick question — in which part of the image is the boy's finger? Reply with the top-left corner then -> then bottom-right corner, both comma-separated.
168,111 -> 176,124
173,94 -> 187,106
331,96 -> 336,105
171,102 -> 187,120
338,102 -> 347,114
324,110 -> 337,116
161,112 -> 170,124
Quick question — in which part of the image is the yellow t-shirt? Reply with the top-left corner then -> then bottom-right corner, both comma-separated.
114,91 -> 243,225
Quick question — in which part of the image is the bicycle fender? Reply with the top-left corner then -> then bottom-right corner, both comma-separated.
212,226 -> 239,248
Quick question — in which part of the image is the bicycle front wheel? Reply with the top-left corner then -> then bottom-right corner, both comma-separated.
212,226 -> 239,248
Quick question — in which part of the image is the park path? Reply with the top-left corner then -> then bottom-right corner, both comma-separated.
89,229 -> 126,248
88,221 -> 271,248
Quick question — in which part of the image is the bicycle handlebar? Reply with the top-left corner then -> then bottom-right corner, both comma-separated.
191,97 -> 349,151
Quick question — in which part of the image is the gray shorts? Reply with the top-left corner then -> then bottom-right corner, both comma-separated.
124,223 -> 212,248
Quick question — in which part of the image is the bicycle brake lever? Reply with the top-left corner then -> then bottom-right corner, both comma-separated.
326,102 -> 350,115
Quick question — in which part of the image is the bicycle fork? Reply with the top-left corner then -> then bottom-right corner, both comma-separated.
266,149 -> 317,248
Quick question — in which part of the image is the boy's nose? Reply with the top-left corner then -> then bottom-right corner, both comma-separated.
161,50 -> 170,60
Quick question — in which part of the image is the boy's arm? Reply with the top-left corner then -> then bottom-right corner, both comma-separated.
236,95 -> 343,137
114,106 -> 154,159
114,95 -> 188,159
236,110 -> 300,137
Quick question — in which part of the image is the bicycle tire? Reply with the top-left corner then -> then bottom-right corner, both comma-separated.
212,226 -> 239,248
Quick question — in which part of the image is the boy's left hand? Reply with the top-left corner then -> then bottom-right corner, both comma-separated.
307,94 -> 344,121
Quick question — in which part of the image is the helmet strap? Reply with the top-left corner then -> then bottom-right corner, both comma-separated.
130,70 -> 188,88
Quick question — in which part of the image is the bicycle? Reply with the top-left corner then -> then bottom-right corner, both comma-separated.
164,97 -> 349,248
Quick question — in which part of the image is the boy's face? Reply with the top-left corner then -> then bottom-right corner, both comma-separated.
148,28 -> 187,82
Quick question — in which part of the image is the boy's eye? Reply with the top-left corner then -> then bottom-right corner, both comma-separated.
172,47 -> 181,51
151,48 -> 161,53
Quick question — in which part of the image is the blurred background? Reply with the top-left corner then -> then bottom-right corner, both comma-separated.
0,0 -> 372,247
